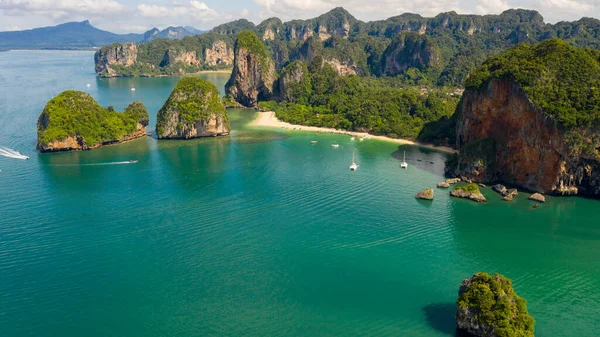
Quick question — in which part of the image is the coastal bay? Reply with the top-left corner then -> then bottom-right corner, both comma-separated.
0,51 -> 599,337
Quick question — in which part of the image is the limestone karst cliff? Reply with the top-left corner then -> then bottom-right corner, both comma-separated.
94,35 -> 234,77
37,91 -> 149,152
225,31 -> 276,107
94,42 -> 138,77
156,77 -> 230,139
449,39 -> 600,197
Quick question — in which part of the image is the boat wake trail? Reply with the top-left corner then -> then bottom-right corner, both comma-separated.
50,160 -> 139,167
0,146 -> 29,160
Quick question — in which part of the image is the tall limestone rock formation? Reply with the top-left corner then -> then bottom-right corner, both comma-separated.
276,61 -> 311,103
450,39 -> 600,197
225,31 -> 276,107
156,77 -> 230,139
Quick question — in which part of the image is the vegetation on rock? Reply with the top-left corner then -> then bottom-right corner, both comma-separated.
37,90 -> 148,150
453,183 -> 481,194
457,272 -> 535,337
156,77 -> 229,139
466,38 -> 600,129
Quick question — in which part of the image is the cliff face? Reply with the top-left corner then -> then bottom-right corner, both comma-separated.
156,77 -> 230,139
452,79 -> 600,197
204,40 -> 234,66
225,31 -> 276,107
94,42 -> 138,76
37,92 -> 149,152
160,49 -> 199,68
381,32 -> 441,76
277,61 -> 310,102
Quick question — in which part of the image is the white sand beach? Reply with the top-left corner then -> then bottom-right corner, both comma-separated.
251,111 -> 457,153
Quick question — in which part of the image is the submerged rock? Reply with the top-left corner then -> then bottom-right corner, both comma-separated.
456,272 -> 535,337
528,193 -> 546,203
36,91 -> 148,152
503,194 -> 513,201
450,184 -> 487,202
416,188 -> 434,200
156,77 -> 230,139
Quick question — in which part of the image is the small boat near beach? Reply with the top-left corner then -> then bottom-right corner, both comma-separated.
349,151 -> 358,171
332,144 -> 339,148
400,151 -> 408,169
128,160 -> 139,164
310,141 -> 318,145
350,137 -> 355,141
131,87 -> 136,91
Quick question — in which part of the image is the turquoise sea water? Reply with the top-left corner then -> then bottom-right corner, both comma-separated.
0,51 -> 599,336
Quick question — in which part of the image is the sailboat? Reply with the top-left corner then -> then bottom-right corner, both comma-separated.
400,151 -> 408,169
349,151 -> 358,171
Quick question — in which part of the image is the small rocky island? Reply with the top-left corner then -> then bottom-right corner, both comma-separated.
156,77 -> 230,139
456,272 -> 535,337
36,91 -> 149,152
224,30 -> 276,107
450,183 -> 487,202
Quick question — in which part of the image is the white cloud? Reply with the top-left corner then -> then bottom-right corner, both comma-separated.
475,0 -> 511,14
241,8 -> 250,17
0,0 -> 128,18
137,1 -> 218,19
3,25 -> 22,31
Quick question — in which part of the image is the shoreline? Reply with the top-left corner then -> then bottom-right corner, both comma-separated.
250,111 -> 457,153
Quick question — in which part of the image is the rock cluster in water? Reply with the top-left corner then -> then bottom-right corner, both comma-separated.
156,77 -> 230,139
449,183 -> 487,202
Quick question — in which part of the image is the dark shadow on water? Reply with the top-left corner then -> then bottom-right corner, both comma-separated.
415,198 -> 434,208
423,303 -> 471,336
391,145 -> 451,176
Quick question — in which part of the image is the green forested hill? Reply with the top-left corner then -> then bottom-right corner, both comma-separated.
96,7 -> 600,86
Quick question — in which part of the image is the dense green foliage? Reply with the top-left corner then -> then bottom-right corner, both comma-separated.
458,272 -> 535,337
466,38 -> 600,129
260,58 -> 459,140
453,183 -> 481,194
37,91 -> 148,147
156,77 -> 229,137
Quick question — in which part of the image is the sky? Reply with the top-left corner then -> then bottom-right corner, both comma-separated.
0,0 -> 597,33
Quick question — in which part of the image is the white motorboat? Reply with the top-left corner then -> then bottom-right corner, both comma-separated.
332,144 -> 339,148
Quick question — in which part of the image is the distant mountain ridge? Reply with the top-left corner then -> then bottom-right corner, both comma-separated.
0,21 -> 204,51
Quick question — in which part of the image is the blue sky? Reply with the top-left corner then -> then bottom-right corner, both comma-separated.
0,0 -> 597,33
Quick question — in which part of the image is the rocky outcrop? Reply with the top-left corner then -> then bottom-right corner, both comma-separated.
325,58 -> 357,76
452,79 -> 600,197
225,31 -> 276,107
381,32 -> 441,76
156,77 -> 230,139
446,178 -> 461,184
94,42 -> 138,77
37,91 -> 148,152
416,188 -> 434,200
277,61 -> 310,102
160,49 -> 199,68
204,40 -> 234,66
437,182 -> 450,188
456,272 -> 535,337
528,193 -> 546,202
450,184 -> 487,202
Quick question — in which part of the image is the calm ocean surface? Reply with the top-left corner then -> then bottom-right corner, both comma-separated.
0,51 -> 599,336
